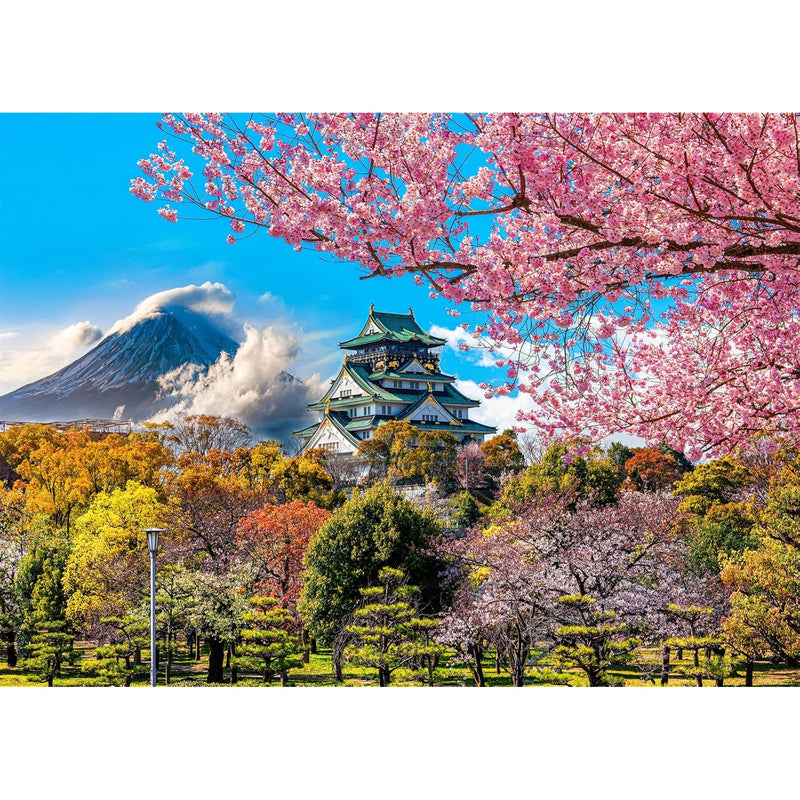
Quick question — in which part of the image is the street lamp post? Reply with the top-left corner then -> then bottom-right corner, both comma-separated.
143,528 -> 165,687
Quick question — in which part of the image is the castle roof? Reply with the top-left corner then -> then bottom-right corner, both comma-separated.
339,307 -> 446,349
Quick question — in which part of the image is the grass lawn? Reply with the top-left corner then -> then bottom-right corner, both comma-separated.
1,640 -> 799,687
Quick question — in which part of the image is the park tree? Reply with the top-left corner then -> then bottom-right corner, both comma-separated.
298,483 -> 447,679
184,570 -> 249,683
719,479 -> 800,669
268,454 -> 342,508
673,458 -> 754,516
237,500 -> 331,651
480,429 -> 525,483
550,595 -> 640,687
164,414 -> 252,457
450,490 -> 684,685
236,596 -> 303,685
133,113 -> 800,460
624,448 -> 684,492
358,420 -> 458,486
63,482 -> 168,637
501,443 -> 622,509
345,567 -> 441,686
83,613 -> 148,687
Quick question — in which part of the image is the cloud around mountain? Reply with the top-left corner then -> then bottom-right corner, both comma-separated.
107,281 -> 236,335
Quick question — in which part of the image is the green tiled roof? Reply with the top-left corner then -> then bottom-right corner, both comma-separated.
412,420 -> 497,434
339,309 -> 446,349
292,422 -> 320,438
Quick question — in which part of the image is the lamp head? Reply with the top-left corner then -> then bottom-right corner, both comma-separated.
143,528 -> 165,555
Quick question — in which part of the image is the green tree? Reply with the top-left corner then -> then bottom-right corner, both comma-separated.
82,613 -> 148,687
673,457 -> 753,516
551,595 -> 639,687
299,483 -> 447,680
20,617 -> 75,686
501,443 -> 622,509
345,567 -> 441,686
236,596 -> 303,685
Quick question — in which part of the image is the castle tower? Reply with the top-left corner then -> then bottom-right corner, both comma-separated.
292,306 -> 496,455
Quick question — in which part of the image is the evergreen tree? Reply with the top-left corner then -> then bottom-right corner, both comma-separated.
299,483 -> 447,660
345,567 -> 441,686
236,597 -> 302,685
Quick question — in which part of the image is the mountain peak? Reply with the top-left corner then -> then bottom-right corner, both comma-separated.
0,307 -> 239,422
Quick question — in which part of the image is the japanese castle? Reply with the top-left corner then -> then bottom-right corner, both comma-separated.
293,306 -> 496,456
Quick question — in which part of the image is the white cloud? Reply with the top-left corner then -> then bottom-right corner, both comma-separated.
0,321 -> 104,395
149,323 -> 326,442
430,324 -> 499,367
51,321 -> 103,355
455,378 -> 543,437
108,281 -> 235,335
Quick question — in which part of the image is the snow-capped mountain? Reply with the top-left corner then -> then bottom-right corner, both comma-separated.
0,307 -> 240,422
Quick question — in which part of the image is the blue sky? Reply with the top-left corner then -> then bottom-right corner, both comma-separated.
0,113 -> 529,432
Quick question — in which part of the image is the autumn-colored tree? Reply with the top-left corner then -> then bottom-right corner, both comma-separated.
673,458 -> 753,516
624,448 -> 683,492
13,429 -> 95,535
358,420 -> 457,486
135,113 -> 800,459
268,455 -> 341,508
480,429 -> 525,482
720,480 -> 800,668
236,500 -> 331,631
63,482 -> 168,637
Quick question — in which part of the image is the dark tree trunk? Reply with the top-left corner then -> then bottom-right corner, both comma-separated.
468,644 -> 486,687
6,636 -> 17,668
207,637 -> 225,683
226,646 -> 231,669
133,647 -> 141,666
378,664 -> 390,687
230,641 -> 238,684
676,647 -> 683,660
693,648 -> 702,686
745,657 -> 754,687
333,654 -> 343,682
196,634 -> 201,661
660,644 -> 670,686
165,629 -> 172,686
310,637 -> 317,655
280,669 -> 288,687
124,655 -> 132,687
301,629 -> 310,664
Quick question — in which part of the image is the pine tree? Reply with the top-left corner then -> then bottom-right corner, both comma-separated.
21,618 -> 75,686
345,567 -> 442,686
236,597 -> 302,685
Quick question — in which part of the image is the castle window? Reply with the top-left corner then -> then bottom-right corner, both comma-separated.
340,389 -> 352,398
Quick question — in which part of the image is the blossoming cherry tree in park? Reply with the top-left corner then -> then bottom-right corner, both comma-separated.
133,113 -> 800,459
